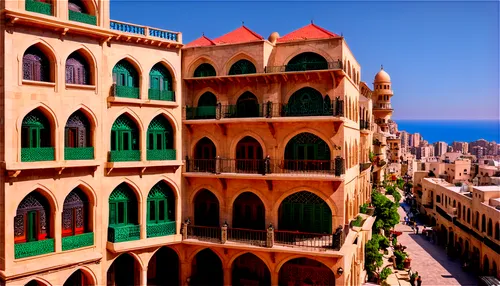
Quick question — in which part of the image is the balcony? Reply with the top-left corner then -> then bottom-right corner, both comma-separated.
184,100 -> 344,120
108,150 -> 141,162
112,84 -> 140,99
15,239 -> 55,259
68,10 -> 97,25
62,232 -> 94,251
25,0 -> 52,16
148,89 -> 175,101
373,103 -> 393,110
64,147 -> 94,160
108,225 -> 140,243
185,158 -> 345,177
147,221 -> 176,238
184,224 -> 348,252
264,60 -> 342,73
146,149 -> 176,161
110,20 -> 180,42
21,147 -> 55,162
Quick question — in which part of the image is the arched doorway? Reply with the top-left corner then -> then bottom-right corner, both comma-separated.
284,132 -> 331,172
25,281 -> 44,286
65,110 -> 93,160
110,114 -> 140,162
196,92 -> 217,119
236,136 -> 263,173
21,109 -> 54,162
147,247 -> 179,285
146,115 -> 175,161
146,181 -> 176,238
62,188 -> 92,250
483,256 -> 490,276
191,249 -> 223,286
112,59 -> 139,99
284,87 -> 327,117
193,137 -> 216,172
107,254 -> 139,286
278,191 -> 332,234
235,92 -> 260,118
232,192 -> 265,230
194,189 -> 219,227
232,253 -> 270,286
64,269 -> 93,286
148,63 -> 174,101
279,258 -> 335,286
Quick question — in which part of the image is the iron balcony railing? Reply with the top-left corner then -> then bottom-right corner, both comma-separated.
68,10 -> 97,25
148,89 -> 175,101
147,221 -> 176,238
182,224 -> 350,251
186,225 -> 221,242
112,84 -> 140,99
64,147 -> 94,160
108,150 -> 141,162
185,157 -> 345,177
110,20 -> 180,42
21,147 -> 55,162
264,60 -> 343,73
184,99 -> 344,120
15,239 -> 55,259
107,225 -> 140,243
373,103 -> 393,110
227,228 -> 267,247
274,230 -> 333,250
61,232 -> 94,251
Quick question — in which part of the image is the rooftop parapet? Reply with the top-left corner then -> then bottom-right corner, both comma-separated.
110,20 -> 182,44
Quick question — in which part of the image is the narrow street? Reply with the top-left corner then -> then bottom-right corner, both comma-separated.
394,202 -> 478,286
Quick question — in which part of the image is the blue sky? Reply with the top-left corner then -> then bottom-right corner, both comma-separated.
111,1 -> 499,120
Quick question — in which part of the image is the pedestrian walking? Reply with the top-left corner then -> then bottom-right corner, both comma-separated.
416,226 -> 419,234
417,276 -> 422,286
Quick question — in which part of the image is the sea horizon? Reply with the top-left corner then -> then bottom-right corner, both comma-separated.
393,119 -> 500,144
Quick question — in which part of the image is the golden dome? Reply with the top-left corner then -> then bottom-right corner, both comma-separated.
374,67 -> 391,82
268,32 -> 280,44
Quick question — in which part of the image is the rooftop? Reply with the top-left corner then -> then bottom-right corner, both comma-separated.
277,23 -> 339,43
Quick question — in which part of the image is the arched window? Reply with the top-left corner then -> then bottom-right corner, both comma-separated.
194,189 -> 219,227
482,214 -> 486,232
14,191 -> 54,258
487,218 -> 492,236
286,52 -> 328,72
193,63 -> 216,77
110,115 -> 140,162
232,192 -> 265,230
62,188 -> 93,251
66,52 -> 89,85
112,60 -> 139,98
194,92 -> 217,119
148,63 -> 174,101
65,111 -> 93,160
147,182 -> 176,238
234,92 -> 260,118
25,0 -> 53,16
236,136 -> 263,173
285,132 -> 330,161
147,116 -> 174,160
64,269 -> 92,286
192,137 -> 217,172
285,87 -> 327,117
68,0 -> 96,25
228,59 -> 256,75
467,209 -> 470,223
108,184 -> 139,242
23,46 -> 50,82
278,191 -> 331,233
21,109 -> 54,162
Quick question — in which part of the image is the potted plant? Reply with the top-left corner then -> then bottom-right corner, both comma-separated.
409,272 -> 418,286
404,256 -> 412,269
379,267 -> 392,284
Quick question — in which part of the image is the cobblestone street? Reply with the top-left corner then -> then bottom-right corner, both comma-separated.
394,203 -> 478,286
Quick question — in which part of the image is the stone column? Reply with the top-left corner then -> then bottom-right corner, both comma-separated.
221,224 -> 228,244
181,222 -> 188,240
54,210 -> 62,252
141,267 -> 148,286
266,224 -> 274,248
271,271 -> 279,286
223,267 -> 232,285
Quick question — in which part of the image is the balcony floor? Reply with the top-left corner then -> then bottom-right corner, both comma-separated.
183,172 -> 344,181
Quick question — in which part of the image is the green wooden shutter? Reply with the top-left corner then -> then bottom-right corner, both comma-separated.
109,203 -> 116,225
128,201 -> 137,224
27,211 -> 37,242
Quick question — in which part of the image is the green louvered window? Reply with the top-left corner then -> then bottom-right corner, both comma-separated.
148,63 -> 174,101
147,116 -> 175,160
228,59 -> 256,75
285,52 -> 328,72
279,191 -> 331,234
285,132 -> 330,161
147,182 -> 176,238
21,109 -> 54,162
108,184 -> 140,242
109,115 -> 140,162
193,63 -> 216,77
112,60 -> 139,98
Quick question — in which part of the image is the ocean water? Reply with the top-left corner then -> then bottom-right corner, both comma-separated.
395,120 -> 500,144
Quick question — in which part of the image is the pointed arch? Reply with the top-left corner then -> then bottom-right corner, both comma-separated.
63,267 -> 97,286
231,191 -> 266,230
224,51 -> 258,75
230,132 -> 266,159
193,188 -> 220,227
148,62 -> 175,101
111,108 -> 144,133
24,278 -> 52,286
65,48 -> 95,85
228,59 -> 257,75
187,56 -> 218,77
20,40 -> 57,83
230,252 -> 271,286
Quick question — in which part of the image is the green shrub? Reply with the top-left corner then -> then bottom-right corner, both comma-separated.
360,203 -> 369,214
392,237 -> 398,247
380,267 -> 392,281
352,215 -> 364,227
394,250 -> 407,270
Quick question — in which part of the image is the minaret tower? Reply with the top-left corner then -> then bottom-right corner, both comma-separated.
372,65 -> 393,132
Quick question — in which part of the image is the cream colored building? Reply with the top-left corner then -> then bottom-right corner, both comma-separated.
416,178 -> 499,278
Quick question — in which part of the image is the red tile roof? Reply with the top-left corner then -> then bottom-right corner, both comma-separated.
185,35 -> 216,48
212,26 -> 264,45
277,23 -> 339,43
